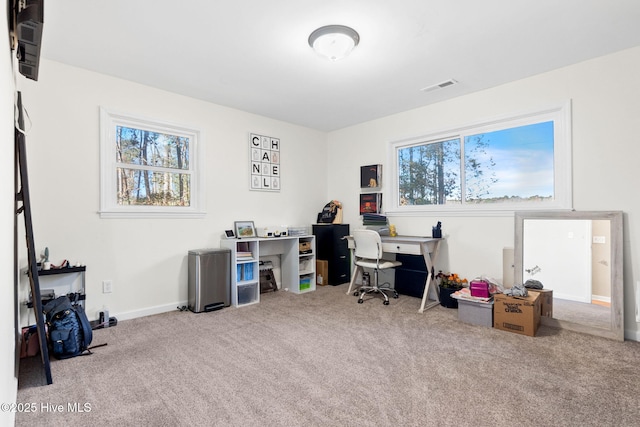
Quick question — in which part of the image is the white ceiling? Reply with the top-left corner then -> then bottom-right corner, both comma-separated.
40,0 -> 640,132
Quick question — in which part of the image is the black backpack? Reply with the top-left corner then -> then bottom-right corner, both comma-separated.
43,295 -> 93,359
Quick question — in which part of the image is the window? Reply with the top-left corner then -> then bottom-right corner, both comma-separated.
100,108 -> 203,218
388,102 -> 571,215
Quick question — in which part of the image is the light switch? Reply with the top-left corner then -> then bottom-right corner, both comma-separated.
593,235 -> 606,244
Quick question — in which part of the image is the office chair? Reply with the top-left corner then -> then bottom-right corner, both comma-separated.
348,229 -> 401,305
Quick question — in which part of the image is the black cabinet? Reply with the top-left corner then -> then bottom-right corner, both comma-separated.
394,254 -> 427,298
313,224 -> 350,286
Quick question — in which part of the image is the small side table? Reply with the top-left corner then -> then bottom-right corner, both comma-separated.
26,266 -> 86,308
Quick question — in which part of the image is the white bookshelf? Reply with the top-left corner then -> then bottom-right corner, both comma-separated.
221,235 -> 316,307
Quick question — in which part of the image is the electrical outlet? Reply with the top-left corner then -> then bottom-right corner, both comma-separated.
103,280 -> 113,293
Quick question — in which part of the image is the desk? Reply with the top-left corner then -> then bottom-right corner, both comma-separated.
221,235 -> 316,306
346,236 -> 443,313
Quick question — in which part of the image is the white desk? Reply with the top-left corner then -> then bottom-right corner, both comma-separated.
346,236 -> 443,313
221,235 -> 316,306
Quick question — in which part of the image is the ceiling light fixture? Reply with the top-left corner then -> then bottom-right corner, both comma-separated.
308,25 -> 360,61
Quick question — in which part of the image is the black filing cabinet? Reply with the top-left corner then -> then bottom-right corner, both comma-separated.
394,253 -> 427,298
313,224 -> 350,286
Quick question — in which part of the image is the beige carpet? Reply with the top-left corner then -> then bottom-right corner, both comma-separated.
16,284 -> 640,426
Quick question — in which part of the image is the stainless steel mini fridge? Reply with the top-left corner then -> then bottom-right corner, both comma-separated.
188,248 -> 231,313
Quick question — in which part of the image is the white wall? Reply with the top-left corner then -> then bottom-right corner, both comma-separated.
2,4 -> 18,424
18,59 -> 328,323
11,38 -> 640,359
327,46 -> 640,340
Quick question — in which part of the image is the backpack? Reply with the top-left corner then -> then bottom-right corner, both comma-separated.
43,295 -> 93,359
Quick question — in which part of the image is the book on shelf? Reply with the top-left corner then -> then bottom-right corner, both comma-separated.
237,242 -> 250,252
237,263 -> 254,281
243,263 -> 254,281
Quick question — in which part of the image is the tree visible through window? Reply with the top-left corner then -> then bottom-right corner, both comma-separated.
398,138 -> 462,206
390,103 -> 571,213
100,108 -> 203,218
116,126 -> 191,206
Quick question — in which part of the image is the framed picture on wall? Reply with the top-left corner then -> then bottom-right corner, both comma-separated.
234,221 -> 256,238
360,164 -> 382,189
359,193 -> 382,214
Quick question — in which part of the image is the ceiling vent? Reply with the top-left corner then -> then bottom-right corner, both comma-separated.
420,79 -> 458,93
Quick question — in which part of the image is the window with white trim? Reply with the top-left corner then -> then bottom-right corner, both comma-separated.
387,102 -> 572,215
99,108 -> 204,218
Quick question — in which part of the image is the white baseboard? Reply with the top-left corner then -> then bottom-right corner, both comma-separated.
591,295 -> 611,303
114,300 -> 188,322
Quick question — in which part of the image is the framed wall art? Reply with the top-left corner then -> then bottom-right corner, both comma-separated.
250,133 -> 280,192
359,193 -> 382,215
360,164 -> 381,189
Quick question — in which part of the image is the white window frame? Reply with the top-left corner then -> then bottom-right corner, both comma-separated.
99,107 -> 204,218
386,101 -> 572,216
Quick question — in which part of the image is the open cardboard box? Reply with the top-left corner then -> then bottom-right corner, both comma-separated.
493,292 -> 541,337
527,289 -> 553,317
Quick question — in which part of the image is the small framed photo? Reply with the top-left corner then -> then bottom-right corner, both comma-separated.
224,229 -> 235,239
234,221 -> 256,238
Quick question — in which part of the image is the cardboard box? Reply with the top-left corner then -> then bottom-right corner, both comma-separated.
493,292 -> 541,337
316,260 -> 329,286
457,298 -> 494,328
528,289 -> 553,317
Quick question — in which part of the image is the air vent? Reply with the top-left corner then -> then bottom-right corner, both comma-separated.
420,79 -> 458,93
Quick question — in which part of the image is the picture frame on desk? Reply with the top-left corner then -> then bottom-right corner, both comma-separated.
234,221 -> 256,238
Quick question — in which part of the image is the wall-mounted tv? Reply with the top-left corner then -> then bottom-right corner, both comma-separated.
10,0 -> 44,81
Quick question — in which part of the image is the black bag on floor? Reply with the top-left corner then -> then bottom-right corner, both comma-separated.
43,295 -> 93,359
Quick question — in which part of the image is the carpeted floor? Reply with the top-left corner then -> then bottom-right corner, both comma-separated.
16,284 -> 640,426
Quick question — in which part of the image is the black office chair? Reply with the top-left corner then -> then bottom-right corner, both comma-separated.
348,230 -> 401,305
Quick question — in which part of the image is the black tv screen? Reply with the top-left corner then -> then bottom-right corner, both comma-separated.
14,0 -> 44,81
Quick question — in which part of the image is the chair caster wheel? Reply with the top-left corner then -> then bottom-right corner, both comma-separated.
393,293 -> 399,299
383,300 -> 390,305
358,299 -> 364,304
354,291 -> 360,296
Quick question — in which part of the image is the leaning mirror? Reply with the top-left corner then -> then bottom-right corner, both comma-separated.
514,211 -> 624,341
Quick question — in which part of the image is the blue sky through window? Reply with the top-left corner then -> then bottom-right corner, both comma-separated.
466,121 -> 554,200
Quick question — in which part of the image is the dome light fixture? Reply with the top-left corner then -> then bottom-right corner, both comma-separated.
308,25 -> 360,61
